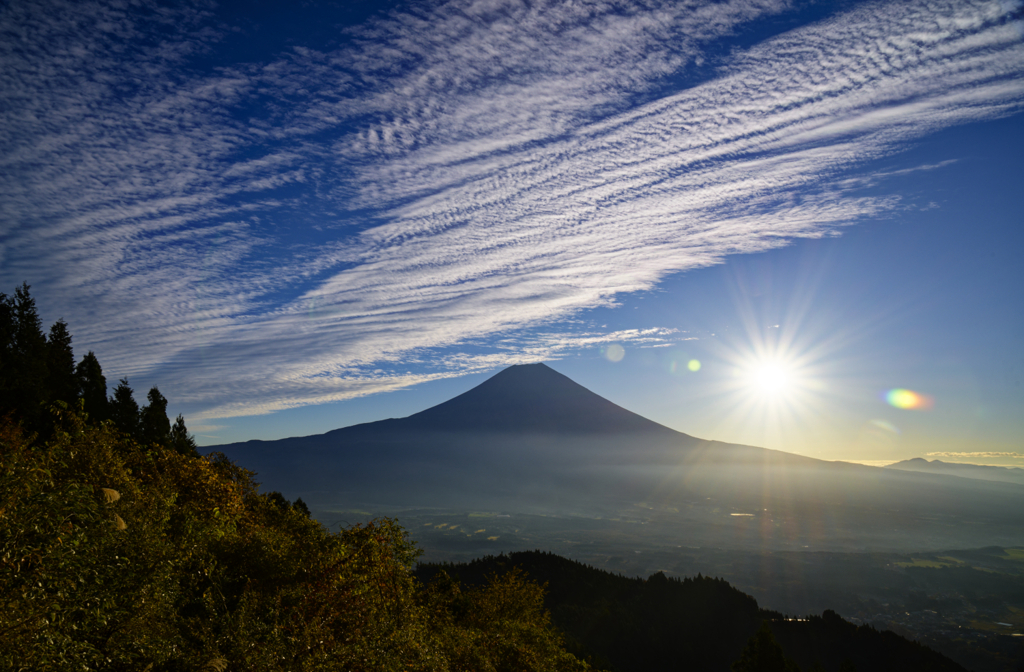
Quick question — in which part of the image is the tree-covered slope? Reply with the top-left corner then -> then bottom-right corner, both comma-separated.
418,552 -> 969,672
1,409 -> 592,671
0,284 -> 587,671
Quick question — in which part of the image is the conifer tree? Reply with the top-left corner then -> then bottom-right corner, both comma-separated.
76,351 -> 108,422
109,378 -> 140,441
0,291 -> 15,415
1,284 -> 49,426
46,319 -> 77,406
169,414 -> 198,456
139,386 -> 170,447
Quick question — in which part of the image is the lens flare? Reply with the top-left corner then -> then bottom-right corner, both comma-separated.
885,388 -> 933,410
688,359 -> 701,372
868,419 -> 900,434
603,343 -> 625,362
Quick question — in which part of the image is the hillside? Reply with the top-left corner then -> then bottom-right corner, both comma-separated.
417,551 -> 968,672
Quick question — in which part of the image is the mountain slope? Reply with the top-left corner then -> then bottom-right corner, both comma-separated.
211,364 -> 1024,552
396,363 -> 679,435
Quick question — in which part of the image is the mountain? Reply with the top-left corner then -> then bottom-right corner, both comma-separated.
211,363 -> 1024,552
395,363 -> 679,435
886,457 -> 1024,485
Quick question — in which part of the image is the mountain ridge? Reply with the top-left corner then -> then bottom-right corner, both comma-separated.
211,363 -> 1024,552
886,457 -> 1024,486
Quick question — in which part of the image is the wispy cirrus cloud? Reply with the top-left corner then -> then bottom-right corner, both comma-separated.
1,0 -> 1022,421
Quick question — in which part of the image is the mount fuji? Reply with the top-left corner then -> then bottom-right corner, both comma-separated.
211,364 -> 1024,551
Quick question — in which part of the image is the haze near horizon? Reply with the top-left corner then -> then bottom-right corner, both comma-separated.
2,0 -> 1022,467
210,362 -> 1024,555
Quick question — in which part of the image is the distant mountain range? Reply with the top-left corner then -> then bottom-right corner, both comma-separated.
211,363 -> 1024,552
886,457 -> 1024,485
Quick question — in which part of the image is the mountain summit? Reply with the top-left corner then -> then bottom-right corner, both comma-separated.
397,363 -> 676,435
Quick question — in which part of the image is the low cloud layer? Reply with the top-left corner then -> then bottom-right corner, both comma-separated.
2,0 -> 1023,419
927,452 -> 1024,461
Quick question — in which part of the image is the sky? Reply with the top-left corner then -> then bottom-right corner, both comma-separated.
2,0 -> 1022,466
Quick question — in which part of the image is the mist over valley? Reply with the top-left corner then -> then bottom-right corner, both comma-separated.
213,363 -> 1024,670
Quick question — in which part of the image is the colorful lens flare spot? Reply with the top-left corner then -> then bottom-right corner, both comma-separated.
869,419 -> 900,434
603,344 -> 625,363
687,359 -> 701,372
885,388 -> 933,410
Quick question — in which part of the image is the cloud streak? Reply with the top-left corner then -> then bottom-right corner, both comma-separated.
2,0 -> 1023,421
927,452 -> 1024,460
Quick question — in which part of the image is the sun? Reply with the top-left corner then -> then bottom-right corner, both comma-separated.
732,353 -> 810,408
751,362 -> 791,396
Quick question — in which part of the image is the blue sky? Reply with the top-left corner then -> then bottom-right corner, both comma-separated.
2,0 -> 1022,465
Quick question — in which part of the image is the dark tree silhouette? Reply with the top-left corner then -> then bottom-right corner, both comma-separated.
0,291 -> 15,415
0,284 -> 49,427
109,378 -> 140,441
266,491 -> 290,509
732,622 -> 800,672
169,413 -> 198,456
75,351 -> 108,422
1,285 -> 194,450
46,319 -> 77,406
139,386 -> 170,447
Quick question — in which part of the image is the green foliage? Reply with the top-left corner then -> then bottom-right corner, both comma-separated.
421,568 -> 589,672
169,413 -> 198,456
0,406 -> 587,671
